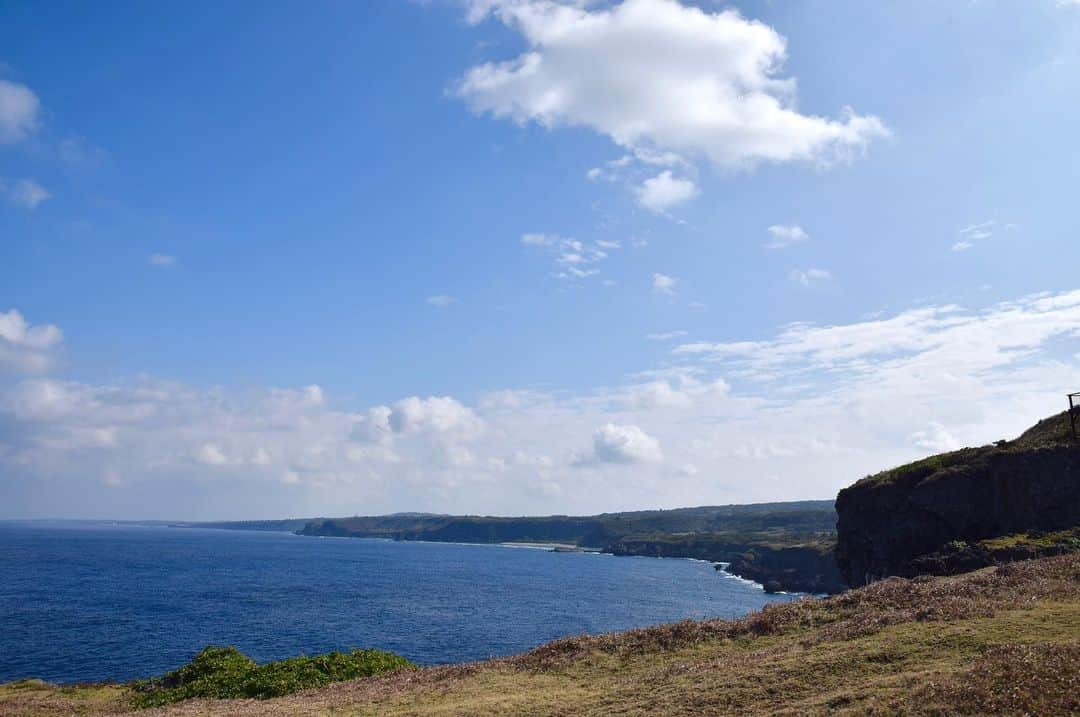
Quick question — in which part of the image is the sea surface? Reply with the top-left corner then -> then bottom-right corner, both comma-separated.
0,521 -> 797,684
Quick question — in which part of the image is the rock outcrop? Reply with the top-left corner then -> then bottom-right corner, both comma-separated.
835,411 -> 1080,587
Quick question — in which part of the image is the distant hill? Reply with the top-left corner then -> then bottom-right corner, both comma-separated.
294,500 -> 836,544
836,410 -> 1080,587
181,518 -> 316,532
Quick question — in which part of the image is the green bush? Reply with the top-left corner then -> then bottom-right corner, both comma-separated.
130,645 -> 414,708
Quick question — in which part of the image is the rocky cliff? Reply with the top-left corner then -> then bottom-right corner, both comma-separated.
606,536 -> 844,593
835,411 -> 1080,587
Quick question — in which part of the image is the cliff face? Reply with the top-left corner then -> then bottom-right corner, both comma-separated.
722,544 -> 844,594
835,411 -> 1080,587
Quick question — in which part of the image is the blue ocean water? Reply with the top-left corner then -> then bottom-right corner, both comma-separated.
0,521 -> 796,684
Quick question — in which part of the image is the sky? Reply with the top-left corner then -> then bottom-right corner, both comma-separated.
2,0 -> 1080,520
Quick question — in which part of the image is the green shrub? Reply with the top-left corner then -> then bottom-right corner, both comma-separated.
130,645 -> 414,708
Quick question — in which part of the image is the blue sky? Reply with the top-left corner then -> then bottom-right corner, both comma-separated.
3,0 -> 1080,519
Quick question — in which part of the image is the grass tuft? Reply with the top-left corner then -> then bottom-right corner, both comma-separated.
129,645 -> 414,707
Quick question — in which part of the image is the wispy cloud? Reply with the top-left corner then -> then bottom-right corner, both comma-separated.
149,253 -> 176,268
0,178 -> 49,210
673,290 -> 1080,390
426,295 -> 458,307
646,330 -> 688,342
952,219 -> 1014,252
521,233 -> 615,282
789,268 -> 832,286
0,79 -> 40,144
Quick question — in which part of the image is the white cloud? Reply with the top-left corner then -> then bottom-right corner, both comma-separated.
635,171 -> 698,213
764,224 -> 809,249
197,442 -> 232,466
587,149 -> 691,189
58,136 -> 109,166
646,330 -> 688,341
4,290 -> 1080,519
0,79 -> 40,144
589,423 -> 662,464
149,253 -> 176,268
910,422 -> 960,453
959,220 -> 996,235
0,178 -> 50,210
521,232 -> 615,281
427,295 -> 458,307
387,396 -> 482,435
953,219 -> 1002,252
789,268 -> 832,286
672,290 -> 1080,387
353,396 -> 484,451
652,272 -> 678,295
622,373 -> 729,410
0,309 -> 63,373
458,0 -> 888,171
521,232 -> 559,246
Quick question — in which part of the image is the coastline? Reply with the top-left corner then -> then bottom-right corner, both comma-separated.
292,530 -> 825,595
291,531 -> 792,594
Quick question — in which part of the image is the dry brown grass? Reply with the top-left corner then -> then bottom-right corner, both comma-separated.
3,554 -> 1078,716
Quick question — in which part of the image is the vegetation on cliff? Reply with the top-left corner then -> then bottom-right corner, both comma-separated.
4,554 -> 1077,715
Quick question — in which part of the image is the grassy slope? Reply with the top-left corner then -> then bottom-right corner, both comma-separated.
4,553 -> 1077,717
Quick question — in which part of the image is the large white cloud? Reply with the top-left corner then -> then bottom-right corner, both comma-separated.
457,0 -> 888,170
0,79 -> 40,144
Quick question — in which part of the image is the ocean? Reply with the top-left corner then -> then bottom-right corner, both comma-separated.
0,521 -> 797,684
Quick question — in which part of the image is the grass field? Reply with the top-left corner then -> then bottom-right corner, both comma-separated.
3,553 -> 1077,716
